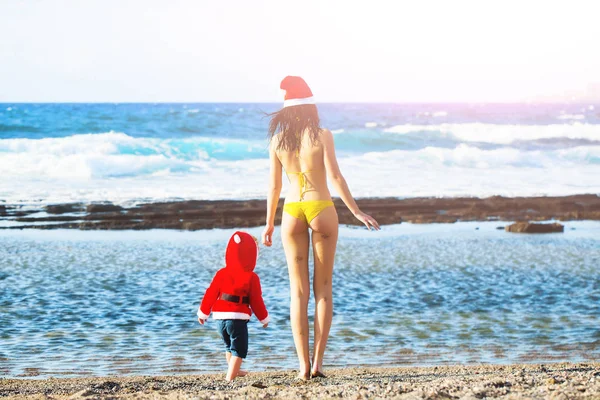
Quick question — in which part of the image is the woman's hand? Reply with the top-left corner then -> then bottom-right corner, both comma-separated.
262,224 -> 275,247
354,211 -> 380,231
198,317 -> 205,325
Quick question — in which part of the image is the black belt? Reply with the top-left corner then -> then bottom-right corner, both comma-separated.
220,293 -> 250,304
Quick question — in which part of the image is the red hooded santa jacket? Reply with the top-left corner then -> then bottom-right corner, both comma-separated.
197,231 -> 269,325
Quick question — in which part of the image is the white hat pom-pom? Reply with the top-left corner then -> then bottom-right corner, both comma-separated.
234,234 -> 241,244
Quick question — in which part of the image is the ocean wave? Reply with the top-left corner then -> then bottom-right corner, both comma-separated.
333,126 -> 600,154
375,144 -> 600,169
2,136 -> 600,204
0,132 -> 268,180
383,123 -> 600,145
1,131 -> 267,157
1,132 -> 599,183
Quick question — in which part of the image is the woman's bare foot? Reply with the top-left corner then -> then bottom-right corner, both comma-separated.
296,371 -> 311,381
310,370 -> 326,378
310,360 -> 326,378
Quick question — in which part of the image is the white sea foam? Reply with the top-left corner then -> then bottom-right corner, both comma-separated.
1,134 -> 600,204
432,111 -> 448,117
336,147 -> 600,198
557,114 -> 585,120
384,123 -> 600,144
365,122 -> 378,128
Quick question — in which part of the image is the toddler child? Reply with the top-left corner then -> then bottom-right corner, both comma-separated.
197,231 -> 269,381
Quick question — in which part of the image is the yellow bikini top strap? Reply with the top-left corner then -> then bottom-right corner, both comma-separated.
287,170 -> 312,201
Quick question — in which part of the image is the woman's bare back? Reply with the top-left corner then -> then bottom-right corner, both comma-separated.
275,129 -> 332,203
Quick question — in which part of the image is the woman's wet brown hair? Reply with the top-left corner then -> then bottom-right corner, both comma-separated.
267,104 -> 321,152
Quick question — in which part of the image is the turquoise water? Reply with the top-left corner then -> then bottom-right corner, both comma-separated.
2,103 -> 600,204
1,222 -> 599,378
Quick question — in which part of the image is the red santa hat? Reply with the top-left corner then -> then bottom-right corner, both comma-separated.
280,76 -> 315,108
225,231 -> 259,273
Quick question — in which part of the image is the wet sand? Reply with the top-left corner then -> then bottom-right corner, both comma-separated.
1,363 -> 599,399
2,194 -> 600,230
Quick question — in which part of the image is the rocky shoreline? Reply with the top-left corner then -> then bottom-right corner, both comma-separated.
1,194 -> 599,231
1,363 -> 599,399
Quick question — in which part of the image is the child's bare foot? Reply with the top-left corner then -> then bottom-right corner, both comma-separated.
237,370 -> 248,377
225,355 -> 244,381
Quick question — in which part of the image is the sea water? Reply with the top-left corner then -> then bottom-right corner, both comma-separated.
1,102 -> 600,205
1,222 -> 599,378
2,103 -> 599,378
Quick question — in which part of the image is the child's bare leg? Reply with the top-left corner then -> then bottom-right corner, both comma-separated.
225,352 -> 248,377
226,356 -> 243,381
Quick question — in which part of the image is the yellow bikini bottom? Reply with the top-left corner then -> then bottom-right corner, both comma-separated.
283,200 -> 334,224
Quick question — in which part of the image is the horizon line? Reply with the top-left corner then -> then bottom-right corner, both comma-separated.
2,100 -> 599,105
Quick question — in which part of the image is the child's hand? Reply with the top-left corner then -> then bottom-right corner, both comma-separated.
198,317 -> 206,325
262,322 -> 268,328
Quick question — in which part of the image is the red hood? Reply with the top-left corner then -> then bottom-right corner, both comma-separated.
225,231 -> 258,273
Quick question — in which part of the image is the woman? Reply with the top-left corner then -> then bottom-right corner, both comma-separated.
261,76 -> 380,380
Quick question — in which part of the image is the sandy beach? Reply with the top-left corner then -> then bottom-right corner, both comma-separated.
2,363 -> 599,399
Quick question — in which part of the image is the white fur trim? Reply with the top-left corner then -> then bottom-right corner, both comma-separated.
212,311 -> 251,320
259,314 -> 270,325
283,96 -> 315,108
197,309 -> 210,320
234,234 -> 241,244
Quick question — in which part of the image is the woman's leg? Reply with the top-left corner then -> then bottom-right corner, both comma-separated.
281,212 -> 311,379
309,206 -> 339,374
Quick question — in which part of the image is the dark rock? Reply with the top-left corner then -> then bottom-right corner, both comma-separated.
16,216 -> 81,223
2,194 -> 600,231
505,222 -> 564,233
46,204 -> 84,214
86,204 -> 123,213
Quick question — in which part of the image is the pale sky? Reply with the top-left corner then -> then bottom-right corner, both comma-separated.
1,0 -> 599,103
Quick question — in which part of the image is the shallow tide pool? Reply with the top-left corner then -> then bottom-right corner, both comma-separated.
1,222 -> 599,378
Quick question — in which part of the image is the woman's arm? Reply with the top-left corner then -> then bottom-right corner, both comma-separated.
262,139 -> 283,246
322,129 -> 380,230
